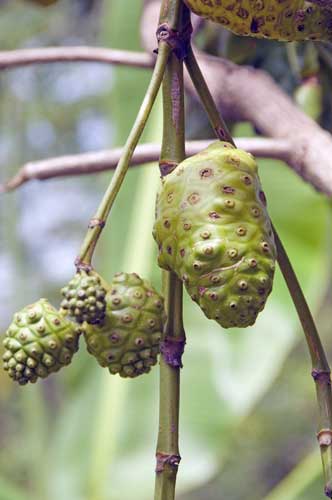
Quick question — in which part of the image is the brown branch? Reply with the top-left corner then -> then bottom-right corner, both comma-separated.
0,138 -> 291,193
141,0 -> 332,197
0,46 -> 155,70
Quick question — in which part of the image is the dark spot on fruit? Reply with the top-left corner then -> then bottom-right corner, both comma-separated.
111,333 -> 120,343
250,18 -> 260,33
297,24 -> 305,31
237,7 -> 249,18
261,242 -> 270,252
188,192 -> 200,205
237,226 -> 247,236
200,168 -> 213,178
228,248 -> 238,258
209,211 -> 221,219
242,175 -> 252,185
180,248 -> 185,257
209,292 -> 218,301
164,219 -> 171,228
183,222 -> 191,230
224,199 -> 235,208
166,246 -> 172,255
201,231 -> 211,239
204,246 -> 213,255
238,280 -> 248,290
223,186 -> 236,194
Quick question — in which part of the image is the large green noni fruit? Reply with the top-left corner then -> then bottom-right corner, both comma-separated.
183,0 -> 332,42
2,299 -> 81,385
83,272 -> 165,378
153,141 -> 276,328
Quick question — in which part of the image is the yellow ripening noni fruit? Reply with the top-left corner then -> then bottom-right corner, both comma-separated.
153,141 -> 276,329
183,0 -> 332,42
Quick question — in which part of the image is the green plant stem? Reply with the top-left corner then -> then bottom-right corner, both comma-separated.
155,272 -> 185,500
184,46 -> 234,145
154,2 -> 186,499
77,41 -> 171,267
273,227 -> 332,498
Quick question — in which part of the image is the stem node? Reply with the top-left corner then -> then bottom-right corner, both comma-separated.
156,452 -> 181,473
156,21 -> 192,60
160,336 -> 186,368
317,429 -> 332,447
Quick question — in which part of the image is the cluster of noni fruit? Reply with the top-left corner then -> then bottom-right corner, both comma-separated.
3,141 -> 276,385
3,270 -> 165,384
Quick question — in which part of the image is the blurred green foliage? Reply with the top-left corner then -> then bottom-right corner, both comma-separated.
0,1 -> 331,500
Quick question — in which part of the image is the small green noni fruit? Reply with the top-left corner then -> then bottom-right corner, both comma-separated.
183,0 -> 332,42
83,272 -> 164,378
60,270 -> 107,325
153,141 -> 276,328
2,299 -> 81,385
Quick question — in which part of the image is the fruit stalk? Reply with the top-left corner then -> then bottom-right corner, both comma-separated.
154,1 -> 187,499
76,41 -> 171,268
273,227 -> 332,499
184,46 -> 234,145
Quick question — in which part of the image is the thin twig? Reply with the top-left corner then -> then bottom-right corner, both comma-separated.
0,46 -> 154,70
76,42 -> 171,268
185,45 -> 234,145
274,228 -> 332,498
0,138 -> 291,193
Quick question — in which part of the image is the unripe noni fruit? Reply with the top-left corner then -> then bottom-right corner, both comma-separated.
83,273 -> 165,378
60,270 -> 107,325
153,141 -> 276,328
2,299 -> 81,385
183,0 -> 332,42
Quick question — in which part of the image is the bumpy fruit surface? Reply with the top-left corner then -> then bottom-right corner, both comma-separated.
84,273 -> 164,378
183,0 -> 332,42
60,270 -> 107,325
153,141 -> 276,328
2,299 -> 81,385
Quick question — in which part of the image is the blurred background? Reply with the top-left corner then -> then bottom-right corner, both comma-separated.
0,1 -> 331,499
